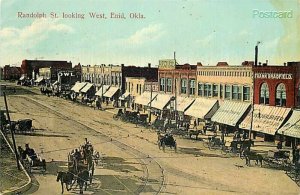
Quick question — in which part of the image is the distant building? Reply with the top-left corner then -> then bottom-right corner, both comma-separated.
0,67 -> 3,80
21,59 -> 72,79
3,65 -> 22,80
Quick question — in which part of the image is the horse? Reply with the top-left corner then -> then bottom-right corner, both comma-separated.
243,149 -> 263,167
77,170 -> 90,194
56,171 -> 75,194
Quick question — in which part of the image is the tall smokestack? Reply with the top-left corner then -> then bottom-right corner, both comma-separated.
255,41 -> 261,66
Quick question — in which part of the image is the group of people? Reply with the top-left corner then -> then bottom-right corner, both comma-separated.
70,139 -> 94,172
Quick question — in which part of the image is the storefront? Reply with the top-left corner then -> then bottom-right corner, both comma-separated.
134,92 -> 157,112
239,104 -> 291,141
185,98 -> 218,120
277,110 -> 300,147
80,83 -> 96,99
119,92 -> 130,107
95,85 -> 110,99
71,82 -> 87,94
103,86 -> 120,107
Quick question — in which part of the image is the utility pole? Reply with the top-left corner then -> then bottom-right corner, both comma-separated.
3,92 -> 20,170
249,41 -> 260,141
174,52 -> 178,125
149,81 -> 153,123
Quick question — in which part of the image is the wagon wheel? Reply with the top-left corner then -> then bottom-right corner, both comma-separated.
162,142 -> 166,152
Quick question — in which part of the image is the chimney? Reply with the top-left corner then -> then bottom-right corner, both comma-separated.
284,62 -> 287,66
266,60 -> 268,65
148,63 -> 151,68
197,62 -> 202,66
255,45 -> 258,66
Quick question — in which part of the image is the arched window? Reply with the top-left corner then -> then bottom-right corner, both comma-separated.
275,83 -> 286,106
259,83 -> 269,104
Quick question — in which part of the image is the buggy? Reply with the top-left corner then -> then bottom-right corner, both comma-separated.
18,145 -> 46,173
263,149 -> 291,168
157,133 -> 177,152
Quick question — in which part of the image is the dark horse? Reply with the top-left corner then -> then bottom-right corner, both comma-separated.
77,170 -> 90,194
56,171 -> 75,194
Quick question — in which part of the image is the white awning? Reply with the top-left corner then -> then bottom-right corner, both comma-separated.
176,97 -> 195,112
103,86 -> 119,98
135,92 -> 157,106
151,93 -> 172,110
211,101 -> 251,126
80,83 -> 94,93
34,77 -> 44,83
71,82 -> 87,93
277,110 -> 300,138
119,92 -> 130,100
95,85 -> 110,96
185,98 -> 218,119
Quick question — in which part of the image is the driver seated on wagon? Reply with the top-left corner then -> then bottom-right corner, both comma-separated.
162,133 -> 175,144
25,143 -> 38,161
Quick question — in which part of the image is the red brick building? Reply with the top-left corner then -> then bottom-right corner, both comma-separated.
21,59 -> 72,79
254,61 -> 300,108
158,59 -> 197,97
3,65 -> 22,80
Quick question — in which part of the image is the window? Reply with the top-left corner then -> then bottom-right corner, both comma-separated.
136,84 -> 139,93
160,78 -> 165,91
297,85 -> 300,107
139,84 -> 142,95
276,83 -> 286,106
189,79 -> 195,95
225,85 -> 231,99
260,83 -> 269,104
204,83 -> 212,97
198,83 -> 203,96
243,86 -> 250,101
220,84 -> 223,98
167,78 -> 172,92
115,76 -> 118,85
232,85 -> 241,100
111,76 -> 114,85
181,79 -> 187,94
213,84 -> 218,97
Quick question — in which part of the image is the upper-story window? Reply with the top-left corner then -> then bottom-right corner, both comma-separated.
232,85 -> 241,100
276,83 -> 286,106
198,83 -> 203,96
243,86 -> 250,101
204,83 -> 212,97
181,79 -> 187,94
160,78 -> 165,91
225,85 -> 231,99
189,79 -> 195,95
213,84 -> 218,97
260,83 -> 269,104
166,78 -> 172,92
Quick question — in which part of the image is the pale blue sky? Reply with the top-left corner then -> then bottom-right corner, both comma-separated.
0,0 -> 299,67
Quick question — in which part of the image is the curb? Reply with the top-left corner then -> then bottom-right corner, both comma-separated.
0,130 -> 32,195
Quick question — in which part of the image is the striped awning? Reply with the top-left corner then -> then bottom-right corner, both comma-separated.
151,93 -> 173,110
277,110 -> 300,138
119,92 -> 130,100
211,101 -> 251,126
103,86 -> 119,98
71,82 -> 87,93
80,83 -> 94,93
135,92 -> 157,106
34,77 -> 44,83
95,85 -> 110,96
240,105 -> 291,135
185,98 -> 219,119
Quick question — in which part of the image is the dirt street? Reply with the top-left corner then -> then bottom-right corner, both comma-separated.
1,86 -> 299,194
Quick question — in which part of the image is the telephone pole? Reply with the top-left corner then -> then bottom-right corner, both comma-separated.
174,52 -> 178,124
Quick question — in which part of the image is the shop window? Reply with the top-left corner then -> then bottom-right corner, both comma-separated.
198,83 -> 203,96
189,79 -> 195,95
181,79 -> 187,94
160,78 -> 165,91
232,85 -> 241,100
276,83 -> 286,106
225,85 -> 231,99
213,84 -> 218,97
204,83 -> 212,97
243,86 -> 250,101
166,78 -> 172,92
260,83 -> 269,104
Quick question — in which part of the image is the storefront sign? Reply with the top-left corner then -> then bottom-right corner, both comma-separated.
58,71 -> 75,77
158,59 -> 176,69
255,73 -> 293,80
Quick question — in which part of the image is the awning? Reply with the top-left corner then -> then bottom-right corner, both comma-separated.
176,97 -> 195,112
151,93 -> 173,110
95,85 -> 110,96
185,98 -> 219,119
119,92 -> 130,100
277,110 -> 300,138
103,86 -> 119,98
211,101 -> 251,126
239,104 -> 291,135
80,83 -> 94,93
34,77 -> 44,83
71,82 -> 87,93
135,92 -> 157,106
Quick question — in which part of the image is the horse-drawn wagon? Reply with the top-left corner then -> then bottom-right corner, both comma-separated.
263,149 -> 291,168
18,144 -> 46,173
157,133 -> 177,152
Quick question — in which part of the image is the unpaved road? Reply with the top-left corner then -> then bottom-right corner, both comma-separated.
1,86 -> 299,194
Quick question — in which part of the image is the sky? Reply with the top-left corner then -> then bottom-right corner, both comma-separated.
0,0 -> 299,67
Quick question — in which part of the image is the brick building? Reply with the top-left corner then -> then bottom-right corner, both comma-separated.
254,61 -> 300,108
3,65 -> 22,80
21,59 -> 72,79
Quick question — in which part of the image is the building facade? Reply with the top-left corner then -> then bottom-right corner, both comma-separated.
3,65 -> 22,80
21,59 -> 72,79
196,61 -> 253,102
254,61 -> 300,108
